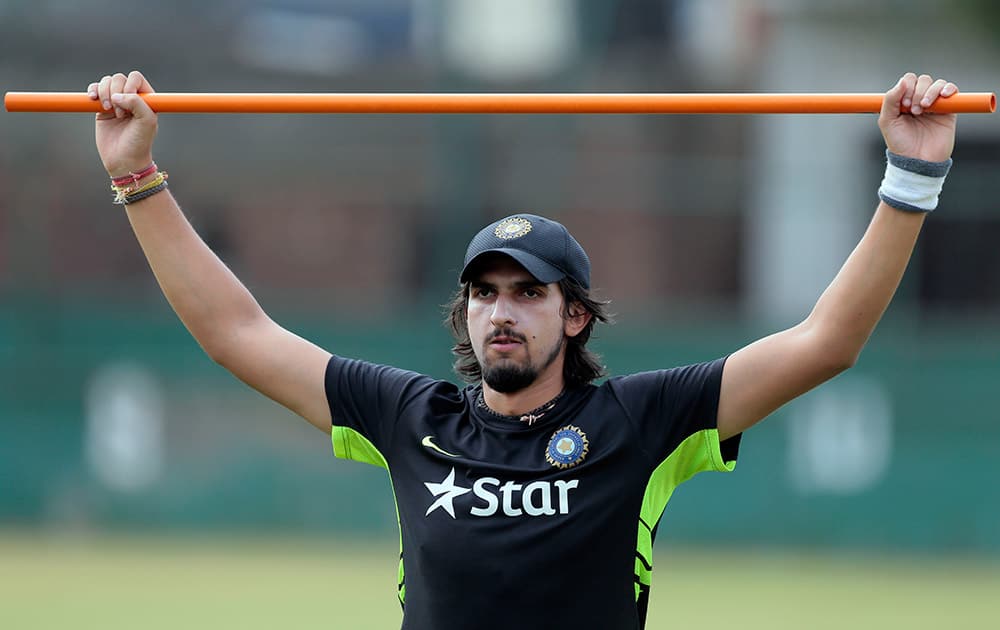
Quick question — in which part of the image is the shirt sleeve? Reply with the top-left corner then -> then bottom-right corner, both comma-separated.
324,355 -> 437,466
608,356 -> 740,472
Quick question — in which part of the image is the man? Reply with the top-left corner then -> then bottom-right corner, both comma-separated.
88,71 -> 958,629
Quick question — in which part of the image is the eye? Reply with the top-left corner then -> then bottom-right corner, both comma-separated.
522,287 -> 541,298
472,286 -> 494,298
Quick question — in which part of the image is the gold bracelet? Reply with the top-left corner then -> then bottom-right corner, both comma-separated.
111,171 -> 168,204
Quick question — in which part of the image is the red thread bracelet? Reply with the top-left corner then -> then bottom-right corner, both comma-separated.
111,162 -> 157,186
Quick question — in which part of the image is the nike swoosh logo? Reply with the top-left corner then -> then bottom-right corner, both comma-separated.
422,435 -> 460,458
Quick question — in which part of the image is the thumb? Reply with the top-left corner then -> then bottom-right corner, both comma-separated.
879,76 -> 905,124
110,92 -> 156,120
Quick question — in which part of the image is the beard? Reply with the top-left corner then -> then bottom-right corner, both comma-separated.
481,335 -> 564,393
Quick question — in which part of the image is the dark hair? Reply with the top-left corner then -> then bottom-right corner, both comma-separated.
445,277 -> 612,387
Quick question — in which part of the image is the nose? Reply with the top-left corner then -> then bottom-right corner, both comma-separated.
489,295 -> 517,328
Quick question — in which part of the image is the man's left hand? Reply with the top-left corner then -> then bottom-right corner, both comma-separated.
879,73 -> 958,162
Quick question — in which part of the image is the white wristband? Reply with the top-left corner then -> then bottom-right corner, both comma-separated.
877,150 -> 952,213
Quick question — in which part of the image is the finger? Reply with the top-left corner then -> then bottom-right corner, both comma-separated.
879,75 -> 906,122
123,70 -> 156,95
919,79 -> 948,110
87,82 -> 99,100
97,74 -> 113,111
119,71 -> 155,118
109,92 -> 155,121
941,81 -> 959,98
909,73 -> 934,115
123,71 -> 142,95
109,72 -> 128,119
97,75 -> 115,120
127,70 -> 156,95
900,72 -> 917,110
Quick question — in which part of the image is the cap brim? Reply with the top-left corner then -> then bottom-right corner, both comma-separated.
460,248 -> 566,284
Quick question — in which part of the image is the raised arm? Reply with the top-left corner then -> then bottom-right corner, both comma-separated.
92,71 -> 332,433
716,73 -> 958,441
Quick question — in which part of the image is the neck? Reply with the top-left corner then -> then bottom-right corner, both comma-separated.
481,371 -> 565,417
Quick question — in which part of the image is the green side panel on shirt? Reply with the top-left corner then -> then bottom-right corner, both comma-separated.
332,425 -> 389,468
331,426 -> 407,607
634,428 -> 737,600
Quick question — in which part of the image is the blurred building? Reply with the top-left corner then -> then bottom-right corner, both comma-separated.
1,1 -> 998,552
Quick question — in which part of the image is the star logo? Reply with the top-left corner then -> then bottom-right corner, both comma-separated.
424,467 -> 471,518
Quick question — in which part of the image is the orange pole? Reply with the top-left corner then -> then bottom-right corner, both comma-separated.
4,91 -> 996,114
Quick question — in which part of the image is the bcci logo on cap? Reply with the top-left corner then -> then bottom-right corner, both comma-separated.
494,217 -> 532,240
546,425 -> 589,469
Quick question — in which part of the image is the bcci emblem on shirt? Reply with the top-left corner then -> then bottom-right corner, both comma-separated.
546,425 -> 589,469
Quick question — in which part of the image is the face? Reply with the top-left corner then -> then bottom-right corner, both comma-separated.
466,256 -> 570,393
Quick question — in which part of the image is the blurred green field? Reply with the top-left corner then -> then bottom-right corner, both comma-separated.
1,532 -> 997,629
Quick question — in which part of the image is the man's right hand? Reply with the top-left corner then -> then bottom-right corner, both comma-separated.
88,71 -> 158,178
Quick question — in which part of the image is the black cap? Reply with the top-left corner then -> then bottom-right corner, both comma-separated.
460,214 -> 591,289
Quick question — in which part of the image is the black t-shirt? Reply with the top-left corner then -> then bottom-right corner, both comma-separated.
325,355 -> 740,630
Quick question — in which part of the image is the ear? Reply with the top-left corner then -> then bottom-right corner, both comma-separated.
563,302 -> 592,338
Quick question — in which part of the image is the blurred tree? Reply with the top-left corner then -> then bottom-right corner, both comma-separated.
960,0 -> 1000,40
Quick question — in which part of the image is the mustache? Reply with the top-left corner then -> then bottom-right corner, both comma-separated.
486,328 -> 527,344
